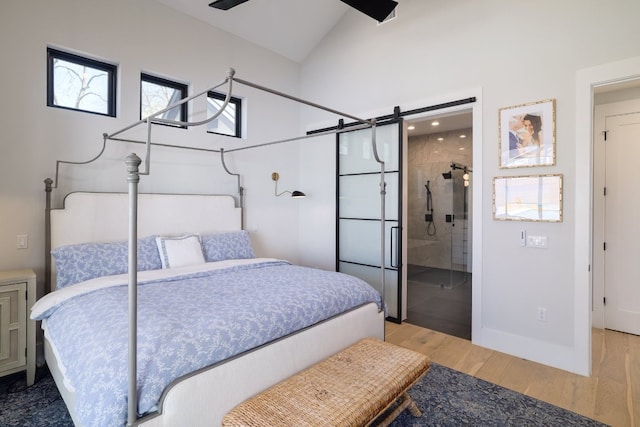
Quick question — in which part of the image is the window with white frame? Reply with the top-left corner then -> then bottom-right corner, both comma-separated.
207,91 -> 242,138
140,73 -> 188,128
47,47 -> 117,117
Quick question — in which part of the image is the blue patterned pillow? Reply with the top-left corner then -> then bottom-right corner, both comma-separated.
52,236 -> 162,289
201,231 -> 255,262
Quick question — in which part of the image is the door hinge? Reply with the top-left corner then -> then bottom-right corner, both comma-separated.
603,187 -> 606,196
603,242 -> 606,251
603,297 -> 607,306
603,130 -> 608,141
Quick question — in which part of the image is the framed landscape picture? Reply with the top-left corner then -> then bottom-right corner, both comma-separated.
499,99 -> 556,168
493,174 -> 563,222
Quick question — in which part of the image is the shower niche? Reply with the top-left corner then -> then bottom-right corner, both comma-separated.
407,130 -> 472,289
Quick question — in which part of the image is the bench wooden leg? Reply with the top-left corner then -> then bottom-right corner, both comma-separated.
405,392 -> 422,417
372,392 -> 422,427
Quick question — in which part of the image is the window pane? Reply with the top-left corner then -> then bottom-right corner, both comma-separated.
339,173 -> 399,220
141,79 -> 184,123
338,219 -> 398,269
338,124 -> 400,174
207,91 -> 241,138
47,48 -> 116,117
52,58 -> 109,115
207,97 -> 236,136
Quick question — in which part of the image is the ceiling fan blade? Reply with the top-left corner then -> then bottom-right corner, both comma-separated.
340,0 -> 398,22
208,0 -> 250,10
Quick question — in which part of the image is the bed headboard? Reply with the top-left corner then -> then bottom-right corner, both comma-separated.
49,192 -> 242,292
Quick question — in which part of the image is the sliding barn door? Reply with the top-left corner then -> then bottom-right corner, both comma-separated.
337,121 -> 403,322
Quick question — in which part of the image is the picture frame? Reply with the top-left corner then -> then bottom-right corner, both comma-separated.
493,174 -> 563,222
499,99 -> 555,168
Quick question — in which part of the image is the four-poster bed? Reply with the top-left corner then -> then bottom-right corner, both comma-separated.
34,68 -> 390,426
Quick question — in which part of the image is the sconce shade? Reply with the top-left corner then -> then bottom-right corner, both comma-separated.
291,191 -> 306,198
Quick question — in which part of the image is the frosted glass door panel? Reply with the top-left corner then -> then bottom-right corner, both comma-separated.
339,262 -> 398,319
339,219 -> 399,269
338,124 -> 399,175
337,119 -> 402,322
339,173 -> 399,219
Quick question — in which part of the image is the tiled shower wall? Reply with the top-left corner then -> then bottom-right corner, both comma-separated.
407,128 -> 472,271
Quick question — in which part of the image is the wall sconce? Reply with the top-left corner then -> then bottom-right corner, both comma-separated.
272,172 -> 306,198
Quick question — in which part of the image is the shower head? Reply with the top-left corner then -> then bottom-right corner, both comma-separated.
442,171 -> 452,179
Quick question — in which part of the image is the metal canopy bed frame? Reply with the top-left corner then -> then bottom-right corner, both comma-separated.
43,68 -> 389,426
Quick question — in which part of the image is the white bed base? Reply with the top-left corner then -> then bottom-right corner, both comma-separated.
45,191 -> 385,426
46,303 -> 384,426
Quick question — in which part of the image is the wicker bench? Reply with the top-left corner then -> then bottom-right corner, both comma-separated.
222,338 -> 430,427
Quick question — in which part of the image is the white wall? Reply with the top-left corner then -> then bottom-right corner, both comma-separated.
0,0 -> 306,300
5,0 -> 640,376
297,0 -> 640,374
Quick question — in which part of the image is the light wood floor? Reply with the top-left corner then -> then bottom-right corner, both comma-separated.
385,322 -> 639,427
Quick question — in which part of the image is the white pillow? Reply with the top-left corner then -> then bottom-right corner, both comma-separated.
156,234 -> 205,269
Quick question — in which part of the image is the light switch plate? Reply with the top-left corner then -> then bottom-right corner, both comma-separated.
17,234 -> 28,249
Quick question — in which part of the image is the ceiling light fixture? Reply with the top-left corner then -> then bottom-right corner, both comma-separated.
431,121 -> 440,126
208,0 -> 249,10
209,0 -> 398,23
407,125 -> 415,130
339,0 -> 398,22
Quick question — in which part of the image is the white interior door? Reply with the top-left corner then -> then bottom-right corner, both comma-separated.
604,111 -> 640,335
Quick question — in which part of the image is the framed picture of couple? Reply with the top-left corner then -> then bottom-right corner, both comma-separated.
499,99 -> 556,168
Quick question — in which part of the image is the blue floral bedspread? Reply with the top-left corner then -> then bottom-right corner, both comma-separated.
34,260 -> 382,427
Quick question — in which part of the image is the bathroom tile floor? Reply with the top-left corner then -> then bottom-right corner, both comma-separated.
406,265 -> 472,340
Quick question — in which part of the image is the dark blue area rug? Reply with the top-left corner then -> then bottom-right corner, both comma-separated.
0,363 -> 606,426
0,367 -> 73,426
388,363 -> 607,427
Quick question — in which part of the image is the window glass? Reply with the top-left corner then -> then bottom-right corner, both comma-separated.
47,48 -> 116,116
141,74 -> 188,127
207,91 -> 242,138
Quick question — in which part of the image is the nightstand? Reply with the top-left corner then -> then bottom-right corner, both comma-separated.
0,269 -> 36,386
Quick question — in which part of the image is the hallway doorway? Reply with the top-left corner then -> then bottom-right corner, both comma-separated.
593,89 -> 640,335
404,111 -> 473,339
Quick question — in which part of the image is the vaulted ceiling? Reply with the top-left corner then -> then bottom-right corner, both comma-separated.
156,0 -> 350,62
155,0 -> 475,135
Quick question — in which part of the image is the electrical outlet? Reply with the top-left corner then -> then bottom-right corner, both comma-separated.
536,307 -> 547,322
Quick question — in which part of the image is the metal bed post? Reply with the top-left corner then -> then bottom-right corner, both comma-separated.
125,153 -> 142,426
44,178 -> 53,293
369,121 -> 387,315
220,148 -> 245,229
